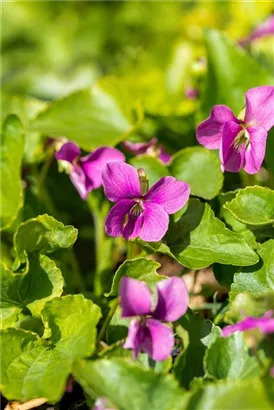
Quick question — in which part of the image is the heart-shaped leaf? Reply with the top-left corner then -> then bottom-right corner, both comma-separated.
170,147 -> 223,200
31,77 -> 143,150
224,186 -> 274,226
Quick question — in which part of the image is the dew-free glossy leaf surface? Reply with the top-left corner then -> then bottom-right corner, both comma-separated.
107,258 -> 162,297
14,214 -> 78,264
165,199 -> 259,269
173,310 -> 221,388
1,254 -> 63,327
230,240 -> 274,300
0,328 -> 70,403
224,186 -> 274,226
205,332 -> 263,380
42,294 -> 101,360
170,147 -> 223,200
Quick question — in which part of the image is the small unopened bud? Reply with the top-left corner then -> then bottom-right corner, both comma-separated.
137,168 -> 149,196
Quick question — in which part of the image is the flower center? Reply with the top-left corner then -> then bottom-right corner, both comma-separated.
233,128 -> 250,151
130,199 -> 145,218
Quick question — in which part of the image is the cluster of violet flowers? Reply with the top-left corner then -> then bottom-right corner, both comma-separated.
55,84 -> 274,363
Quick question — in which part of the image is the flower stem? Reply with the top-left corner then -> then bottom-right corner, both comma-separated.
87,192 -> 111,296
127,241 -> 141,259
97,298 -> 119,344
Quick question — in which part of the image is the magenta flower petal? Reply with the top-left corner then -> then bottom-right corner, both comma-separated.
55,141 -> 81,163
120,277 -> 152,318
124,318 -> 144,359
102,162 -> 141,203
196,105 -> 239,149
122,213 -> 143,241
240,15 -> 274,46
105,199 -> 135,237
145,177 -> 190,214
221,121 -> 246,173
81,147 -> 125,190
70,165 -> 93,200
222,314 -> 274,337
144,318 -> 174,361
153,277 -> 189,322
158,146 -> 171,164
244,86 -> 274,131
139,202 -> 169,242
244,126 -> 267,174
123,138 -> 158,155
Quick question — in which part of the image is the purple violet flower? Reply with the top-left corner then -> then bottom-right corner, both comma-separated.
55,141 -> 125,200
92,398 -> 115,410
196,86 -> 274,174
120,276 -> 189,361
184,87 -> 198,100
222,311 -> 274,337
239,15 -> 274,46
123,138 -> 171,164
102,162 -> 190,242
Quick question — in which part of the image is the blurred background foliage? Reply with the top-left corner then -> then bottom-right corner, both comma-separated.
2,1 -> 273,99
2,1 -> 274,294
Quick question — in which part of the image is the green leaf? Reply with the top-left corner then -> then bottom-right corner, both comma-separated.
1,115 -> 25,230
170,147 -> 223,200
205,332 -> 263,381
165,199 -> 259,269
1,254 -> 63,327
230,240 -> 274,300
42,294 -> 101,360
130,155 -> 168,186
99,344 -> 172,374
73,358 -> 188,410
186,378 -> 274,410
107,258 -> 163,297
2,94 -> 48,164
173,310 -> 221,388
0,303 -> 20,330
0,328 -> 70,403
224,186 -> 274,226
14,214 -> 78,265
202,29 -> 273,117
31,77 -> 143,151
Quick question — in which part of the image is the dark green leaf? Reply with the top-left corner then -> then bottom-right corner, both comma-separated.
230,240 -> 274,300
173,310 -> 221,388
205,332 -> 263,380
